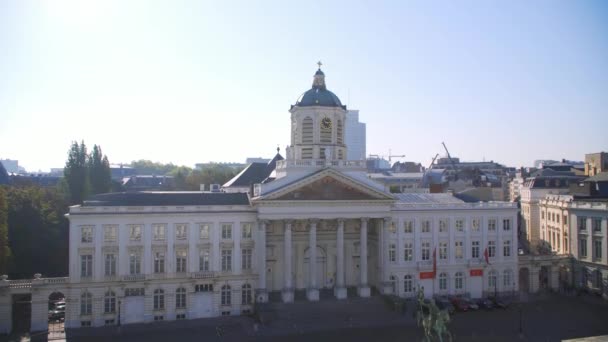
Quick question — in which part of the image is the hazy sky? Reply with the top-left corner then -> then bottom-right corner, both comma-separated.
1,0 -> 607,172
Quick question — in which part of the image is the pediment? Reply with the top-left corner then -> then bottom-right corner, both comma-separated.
259,169 -> 394,202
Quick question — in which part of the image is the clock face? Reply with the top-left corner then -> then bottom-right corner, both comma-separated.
321,117 -> 332,129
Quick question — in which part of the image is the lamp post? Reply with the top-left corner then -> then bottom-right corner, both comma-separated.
117,299 -> 121,330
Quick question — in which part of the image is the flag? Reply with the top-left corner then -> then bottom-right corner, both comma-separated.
432,247 -> 437,278
484,247 -> 491,265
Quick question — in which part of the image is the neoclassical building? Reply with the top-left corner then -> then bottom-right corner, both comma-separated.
0,66 -> 518,333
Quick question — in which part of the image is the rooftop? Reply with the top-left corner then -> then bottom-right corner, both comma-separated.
82,191 -> 250,207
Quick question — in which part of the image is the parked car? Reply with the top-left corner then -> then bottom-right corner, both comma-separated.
48,309 -> 65,322
492,298 -> 509,309
450,298 -> 469,312
477,298 -> 494,310
463,298 -> 479,310
436,299 -> 455,314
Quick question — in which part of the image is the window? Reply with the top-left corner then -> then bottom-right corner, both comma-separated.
199,223 -> 210,239
176,224 -> 188,240
176,314 -> 186,320
154,289 -> 165,310
80,292 -> 92,315
488,241 -> 496,258
221,224 -> 233,239
488,270 -> 497,288
129,225 -> 142,241
404,242 -> 413,262
242,223 -> 252,239
541,211 -> 545,219
199,249 -> 210,271
195,284 -> 213,292
592,218 -> 602,232
104,291 -> 116,314
455,219 -> 464,232
385,243 -> 395,263
176,288 -> 187,309
221,285 -> 231,306
472,241 -> 480,258
105,319 -> 115,326
81,255 -> 92,278
176,250 -> 187,273
578,216 -> 587,231
222,249 -> 232,271
421,220 -> 430,233
454,272 -> 463,290
594,240 -> 602,260
404,275 -> 413,293
454,241 -> 463,259
153,224 -> 166,241
81,226 -> 93,243
125,288 -> 145,297
154,315 -> 164,321
439,273 -> 447,290
488,219 -> 497,232
241,284 -> 252,305
81,321 -> 91,327
403,221 -> 413,234
129,252 -> 141,275
421,241 -> 430,261
439,220 -> 448,233
564,215 -> 568,225
503,240 -> 511,257
472,219 -> 480,232
556,215 -> 560,224
439,242 -> 448,260
154,252 -> 165,273
104,225 -> 117,242
242,248 -> 252,270
104,254 -> 116,276
503,270 -> 513,288
503,219 -> 511,231
580,238 -> 588,258
388,221 -> 396,234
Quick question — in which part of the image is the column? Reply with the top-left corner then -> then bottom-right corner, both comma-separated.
307,219 -> 319,301
255,220 -> 268,303
358,218 -> 370,297
380,217 -> 393,294
334,219 -> 347,299
282,220 -> 294,302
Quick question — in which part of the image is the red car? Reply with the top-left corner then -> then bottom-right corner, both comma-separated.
450,297 -> 469,312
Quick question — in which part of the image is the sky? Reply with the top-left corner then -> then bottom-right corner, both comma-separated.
1,0 -> 607,172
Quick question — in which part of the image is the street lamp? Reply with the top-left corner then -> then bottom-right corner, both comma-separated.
117,299 -> 121,328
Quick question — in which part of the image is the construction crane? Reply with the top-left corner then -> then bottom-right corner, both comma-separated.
388,149 -> 405,163
441,142 -> 458,181
423,153 -> 440,186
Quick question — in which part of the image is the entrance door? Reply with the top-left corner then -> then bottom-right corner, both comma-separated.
123,296 -> 144,324
191,293 -> 213,318
304,246 -> 326,288
12,294 -> 31,333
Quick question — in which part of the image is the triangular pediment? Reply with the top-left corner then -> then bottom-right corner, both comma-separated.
257,169 -> 395,202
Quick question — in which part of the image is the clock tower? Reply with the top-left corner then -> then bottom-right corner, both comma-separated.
288,63 -> 347,161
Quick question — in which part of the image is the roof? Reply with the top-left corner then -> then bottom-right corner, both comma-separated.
584,172 -> 608,182
394,193 -> 465,204
82,192 -> 250,207
294,68 -> 345,109
223,152 -> 283,188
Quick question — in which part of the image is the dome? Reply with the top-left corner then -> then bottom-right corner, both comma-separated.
295,88 -> 344,108
294,67 -> 345,108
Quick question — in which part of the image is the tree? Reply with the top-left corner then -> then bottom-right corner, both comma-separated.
88,145 -> 112,195
64,141 -> 89,204
0,187 -> 11,274
0,162 -> 8,185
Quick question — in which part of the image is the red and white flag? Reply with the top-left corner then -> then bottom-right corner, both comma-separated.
484,247 -> 491,265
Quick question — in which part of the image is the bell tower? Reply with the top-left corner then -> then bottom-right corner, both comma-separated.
288,63 -> 347,161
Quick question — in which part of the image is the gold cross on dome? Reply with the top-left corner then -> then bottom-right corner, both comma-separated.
317,61 -> 322,69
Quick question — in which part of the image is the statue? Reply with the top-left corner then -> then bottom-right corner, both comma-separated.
415,287 -> 452,342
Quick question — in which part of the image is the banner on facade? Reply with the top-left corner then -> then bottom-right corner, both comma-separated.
420,271 -> 435,279
470,269 -> 483,277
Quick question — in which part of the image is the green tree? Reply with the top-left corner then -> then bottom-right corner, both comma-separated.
0,187 -> 11,274
64,141 -> 89,204
88,145 -> 112,195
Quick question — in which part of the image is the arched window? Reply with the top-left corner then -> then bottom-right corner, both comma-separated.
488,270 -> 497,289
301,117 -> 313,144
80,291 -> 92,315
439,272 -> 448,291
454,272 -> 464,290
154,289 -> 165,310
503,270 -> 513,288
337,119 -> 343,145
389,275 -> 397,294
104,291 -> 116,314
404,275 -> 413,293
241,283 -> 252,305
221,285 -> 231,306
176,287 -> 187,309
